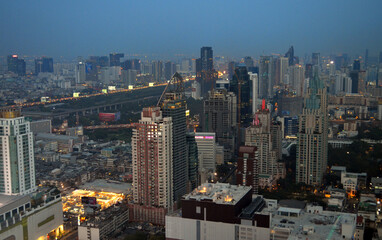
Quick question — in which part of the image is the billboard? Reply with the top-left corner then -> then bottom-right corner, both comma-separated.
81,196 -> 97,205
99,112 -> 121,122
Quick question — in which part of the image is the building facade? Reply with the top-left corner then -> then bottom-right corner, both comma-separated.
296,71 -> 328,185
0,108 -> 36,195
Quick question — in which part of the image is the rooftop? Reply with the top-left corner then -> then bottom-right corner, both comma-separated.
271,211 -> 356,240
183,183 -> 251,205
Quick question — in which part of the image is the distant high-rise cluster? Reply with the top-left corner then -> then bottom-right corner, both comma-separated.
7,54 -> 26,76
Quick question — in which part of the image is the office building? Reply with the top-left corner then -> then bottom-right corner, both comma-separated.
296,71 -> 328,185
259,56 -> 272,99
85,56 -> 109,81
353,59 -> 361,71
109,53 -> 124,66
243,56 -> 254,70
164,61 -> 176,81
166,183 -> 271,240
161,91 -> 188,202
199,47 -> 217,95
280,57 -> 289,85
75,61 -> 86,84
284,46 -> 295,66
249,73 -> 259,114
0,108 -> 36,195
230,65 -> 251,124
312,52 -> 320,68
203,89 -> 237,162
152,60 -> 163,82
132,107 -> 173,209
7,55 -> 26,76
186,133 -> 199,191
195,133 -> 216,173
121,59 -> 140,72
288,64 -> 305,96
35,57 -> 53,74
236,146 -> 259,194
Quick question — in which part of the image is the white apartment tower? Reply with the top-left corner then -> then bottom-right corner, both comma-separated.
0,108 -> 36,195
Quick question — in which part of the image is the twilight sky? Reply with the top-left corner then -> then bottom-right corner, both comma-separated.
1,0 -> 381,60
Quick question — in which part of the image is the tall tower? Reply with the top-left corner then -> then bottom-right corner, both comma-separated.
296,70 -> 328,185
245,101 -> 284,181
109,53 -> 124,67
230,65 -> 251,125
200,47 -> 216,96
0,108 -> 36,195
259,56 -> 271,99
203,89 -> 237,162
160,74 -> 188,202
132,107 -> 173,208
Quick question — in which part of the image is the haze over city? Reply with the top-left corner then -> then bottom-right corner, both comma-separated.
1,0 -> 382,59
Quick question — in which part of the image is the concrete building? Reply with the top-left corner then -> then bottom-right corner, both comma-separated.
203,89 -> 236,162
236,146 -> 259,194
78,204 -> 129,240
30,119 -> 52,134
245,101 -> 284,184
166,183 -> 271,240
296,70 -> 328,185
0,108 -> 37,195
75,61 -> 86,84
194,132 -> 216,173
132,107 -> 173,209
0,189 -> 63,240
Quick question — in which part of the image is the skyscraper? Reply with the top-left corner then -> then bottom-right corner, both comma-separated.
75,61 -> 86,84
186,132 -> 199,191
312,53 -> 320,67
161,87 -> 188,202
109,53 -> 124,67
132,107 -> 173,208
199,47 -> 216,95
203,89 -> 237,162
245,101 -> 284,183
280,57 -> 289,85
296,70 -> 328,185
259,56 -> 271,99
7,55 -> 26,76
285,46 -> 295,66
230,65 -> 251,125
244,56 -> 254,71
35,57 -> 54,74
0,108 -> 36,195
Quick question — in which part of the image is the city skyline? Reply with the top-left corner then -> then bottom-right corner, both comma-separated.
1,0 -> 382,59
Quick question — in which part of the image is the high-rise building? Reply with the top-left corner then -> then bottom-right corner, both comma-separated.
280,57 -> 289,85
164,61 -> 176,81
186,132 -> 199,191
230,65 -> 251,124
161,91 -> 188,202
109,53 -> 124,67
203,89 -> 237,162
349,71 -> 359,93
199,47 -> 216,95
259,56 -> 271,99
285,46 -> 295,66
312,53 -> 320,68
195,133 -> 216,172
132,107 -> 173,208
353,59 -> 361,71
227,61 -> 236,81
288,64 -> 305,96
296,70 -> 328,185
86,56 -> 109,81
245,101 -> 284,183
121,59 -> 141,72
249,73 -> 259,114
0,108 -> 37,195
365,49 -> 369,68
34,57 -> 53,74
152,60 -> 163,82
7,55 -> 26,76
244,56 -> 254,70
75,61 -> 86,84
237,146 -> 259,194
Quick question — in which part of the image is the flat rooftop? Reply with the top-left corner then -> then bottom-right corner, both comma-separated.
183,183 -> 251,205
80,179 -> 132,194
271,211 -> 356,240
36,133 -> 78,141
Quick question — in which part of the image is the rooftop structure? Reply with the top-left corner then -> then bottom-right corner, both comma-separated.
183,183 -> 251,205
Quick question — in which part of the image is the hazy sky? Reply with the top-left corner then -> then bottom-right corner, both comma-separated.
1,0 -> 381,60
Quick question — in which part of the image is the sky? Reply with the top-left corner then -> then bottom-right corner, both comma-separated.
1,0 -> 382,60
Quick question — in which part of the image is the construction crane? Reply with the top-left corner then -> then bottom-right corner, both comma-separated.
156,72 -> 184,107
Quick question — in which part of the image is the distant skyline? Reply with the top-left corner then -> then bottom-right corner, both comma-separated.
1,0 -> 382,60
